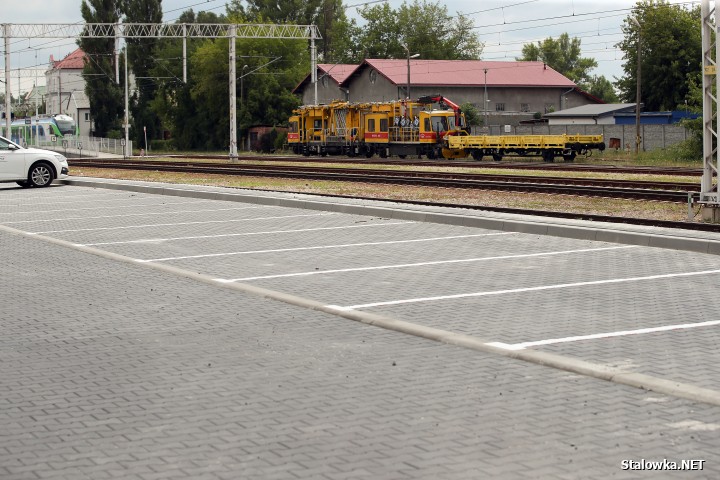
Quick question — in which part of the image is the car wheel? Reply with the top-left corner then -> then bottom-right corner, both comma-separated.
28,162 -> 54,187
16,180 -> 31,188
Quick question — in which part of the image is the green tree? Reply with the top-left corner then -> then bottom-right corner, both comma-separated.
460,102 -> 480,127
148,9 -> 227,149
150,11 -> 307,150
79,0 -> 124,137
123,0 -> 163,148
517,33 -> 597,89
615,0 -> 701,111
587,75 -> 619,103
351,0 -> 482,61
228,0 -> 354,63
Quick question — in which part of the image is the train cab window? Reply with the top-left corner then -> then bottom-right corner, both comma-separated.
447,116 -> 456,130
424,118 -> 431,131
379,118 -> 389,132
431,116 -> 448,132
38,126 -> 45,136
368,119 -> 376,132
313,119 -> 322,130
289,121 -> 298,133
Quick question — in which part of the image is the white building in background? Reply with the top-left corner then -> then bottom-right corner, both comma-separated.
45,48 -> 91,137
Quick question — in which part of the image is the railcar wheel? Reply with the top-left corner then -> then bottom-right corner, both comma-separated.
492,153 -> 503,161
542,151 -> 554,163
563,152 -> 576,162
471,151 -> 483,161
28,162 -> 54,187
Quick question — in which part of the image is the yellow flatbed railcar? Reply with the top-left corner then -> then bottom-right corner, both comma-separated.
444,134 -> 605,162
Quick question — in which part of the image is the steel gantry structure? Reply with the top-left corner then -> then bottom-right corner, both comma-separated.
2,23 -> 321,158
701,0 -> 720,219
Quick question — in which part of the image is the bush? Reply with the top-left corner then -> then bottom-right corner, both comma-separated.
150,139 -> 176,152
274,131 -> 288,151
664,136 -> 702,161
259,129 -> 279,153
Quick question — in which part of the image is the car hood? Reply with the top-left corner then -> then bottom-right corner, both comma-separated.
20,147 -> 65,158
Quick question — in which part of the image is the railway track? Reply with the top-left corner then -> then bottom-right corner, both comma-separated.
70,158 -> 698,203
150,153 -> 704,177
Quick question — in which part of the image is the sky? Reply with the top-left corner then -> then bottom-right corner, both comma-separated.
1,0 -> 700,95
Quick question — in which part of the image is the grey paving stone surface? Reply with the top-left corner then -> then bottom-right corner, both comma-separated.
2,182 -> 720,479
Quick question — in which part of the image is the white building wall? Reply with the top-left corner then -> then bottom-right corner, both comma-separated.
45,68 -> 92,137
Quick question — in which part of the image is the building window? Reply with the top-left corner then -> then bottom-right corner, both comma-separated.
369,69 -> 377,84
520,103 -> 529,112
495,103 -> 505,112
84,112 -> 90,122
545,103 -> 555,113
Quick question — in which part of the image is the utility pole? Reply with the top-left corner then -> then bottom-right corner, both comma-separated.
630,16 -> 642,154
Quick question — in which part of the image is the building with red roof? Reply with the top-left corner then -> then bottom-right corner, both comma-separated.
295,59 -> 603,128
45,48 -> 91,137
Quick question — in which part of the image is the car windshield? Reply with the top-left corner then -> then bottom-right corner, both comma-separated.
55,119 -> 76,135
0,136 -> 23,150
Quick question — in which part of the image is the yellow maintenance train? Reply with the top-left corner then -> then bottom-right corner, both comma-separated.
288,96 -> 605,162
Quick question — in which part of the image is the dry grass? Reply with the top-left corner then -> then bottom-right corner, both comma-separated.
134,156 -> 701,183
71,167 -> 698,223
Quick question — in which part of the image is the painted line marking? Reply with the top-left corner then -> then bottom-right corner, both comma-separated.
217,245 -> 636,283
328,268 -> 720,311
0,193 -> 158,207
27,213 -> 336,235
0,199 -> 215,215
76,221 -> 415,246
487,319 -> 720,351
137,232 -> 516,263
2,206 -> 264,224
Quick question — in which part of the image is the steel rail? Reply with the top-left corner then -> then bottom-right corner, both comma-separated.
148,154 -> 705,176
69,158 -> 694,202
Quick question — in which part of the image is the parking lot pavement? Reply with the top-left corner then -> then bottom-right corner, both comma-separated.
2,180 -> 720,479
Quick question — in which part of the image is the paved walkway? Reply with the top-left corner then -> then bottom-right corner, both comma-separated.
1,178 -> 719,479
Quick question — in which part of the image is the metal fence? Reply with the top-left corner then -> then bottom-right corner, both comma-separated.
26,135 -> 132,157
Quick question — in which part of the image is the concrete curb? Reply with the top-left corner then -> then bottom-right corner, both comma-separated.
4,218 -> 720,407
61,178 -> 720,256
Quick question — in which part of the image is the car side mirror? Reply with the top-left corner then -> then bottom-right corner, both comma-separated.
8,143 -> 18,150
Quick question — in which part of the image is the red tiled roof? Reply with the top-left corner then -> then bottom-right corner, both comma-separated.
318,64 -> 357,84
52,48 -> 86,70
342,59 -> 577,88
292,63 -> 358,94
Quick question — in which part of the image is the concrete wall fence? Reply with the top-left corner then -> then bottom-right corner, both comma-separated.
480,124 -> 691,152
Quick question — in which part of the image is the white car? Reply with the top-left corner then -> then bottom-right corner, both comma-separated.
0,135 -> 69,188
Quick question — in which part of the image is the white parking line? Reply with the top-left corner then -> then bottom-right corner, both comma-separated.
487,319 -> 720,351
77,221 -> 415,246
0,200 -> 213,215
0,193 -> 153,206
137,232 -> 516,263
327,268 -> 720,311
217,245 -> 636,283
27,212 -> 335,234
2,206 -> 263,224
